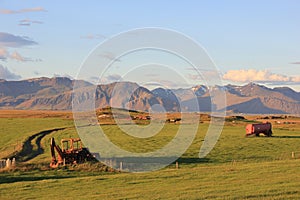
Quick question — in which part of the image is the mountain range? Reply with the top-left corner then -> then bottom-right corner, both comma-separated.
0,77 -> 300,114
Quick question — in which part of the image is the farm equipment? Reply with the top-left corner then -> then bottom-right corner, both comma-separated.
50,137 -> 96,168
245,122 -> 272,137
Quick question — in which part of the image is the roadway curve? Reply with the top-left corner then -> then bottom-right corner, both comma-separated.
12,127 -> 67,162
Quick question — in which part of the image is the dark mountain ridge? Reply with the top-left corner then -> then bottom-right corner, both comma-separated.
0,77 -> 299,114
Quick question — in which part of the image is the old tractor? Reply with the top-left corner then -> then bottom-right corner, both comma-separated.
50,137 -> 96,168
245,122 -> 272,137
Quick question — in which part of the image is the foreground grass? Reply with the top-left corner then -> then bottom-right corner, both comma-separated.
0,114 -> 299,199
0,118 -> 73,159
0,159 -> 299,199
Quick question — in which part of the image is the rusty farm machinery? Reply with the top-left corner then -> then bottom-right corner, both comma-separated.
50,137 -> 96,168
245,122 -> 273,137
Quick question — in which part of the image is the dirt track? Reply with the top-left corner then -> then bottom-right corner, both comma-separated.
12,127 -> 67,162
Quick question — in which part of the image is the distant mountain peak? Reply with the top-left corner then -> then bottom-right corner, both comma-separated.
0,77 -> 299,114
191,85 -> 208,96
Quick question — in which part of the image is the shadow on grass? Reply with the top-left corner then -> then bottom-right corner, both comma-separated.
0,174 -> 73,184
273,135 -> 300,139
13,127 -> 66,162
100,156 -> 210,164
176,157 -> 210,164
98,156 -> 212,170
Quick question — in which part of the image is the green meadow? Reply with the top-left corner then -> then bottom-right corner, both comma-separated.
0,115 -> 299,199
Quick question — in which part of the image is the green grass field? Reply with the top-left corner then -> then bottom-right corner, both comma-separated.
0,114 -> 299,199
0,159 -> 299,199
0,118 -> 73,159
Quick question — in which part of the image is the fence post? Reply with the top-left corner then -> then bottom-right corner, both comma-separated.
292,152 -> 295,159
176,162 -> 179,169
6,158 -> 11,169
12,158 -> 16,167
120,162 -> 123,171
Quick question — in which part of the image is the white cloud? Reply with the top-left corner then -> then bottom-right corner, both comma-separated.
0,32 -> 38,47
0,64 -> 21,80
291,76 -> 300,82
18,23 -> 31,26
0,47 -> 8,61
10,51 -> 28,62
223,69 -> 300,84
0,49 -> 33,62
0,7 -> 46,14
53,74 -> 74,80
290,62 -> 300,65
0,33 -> 39,62
20,19 -> 43,24
19,19 -> 43,26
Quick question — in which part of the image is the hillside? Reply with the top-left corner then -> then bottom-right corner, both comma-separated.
0,77 -> 299,114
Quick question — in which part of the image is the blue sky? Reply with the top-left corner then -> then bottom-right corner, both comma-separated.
0,0 -> 300,90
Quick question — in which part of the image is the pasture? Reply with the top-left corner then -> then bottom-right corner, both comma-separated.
0,110 -> 299,199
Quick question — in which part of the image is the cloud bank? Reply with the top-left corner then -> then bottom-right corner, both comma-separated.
0,47 -> 33,62
19,19 -> 43,26
10,51 -> 30,62
0,48 -> 8,61
0,32 -> 38,47
223,69 -> 300,84
0,7 -> 46,14
0,65 -> 21,80
290,62 -> 300,65
0,33 -> 38,62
